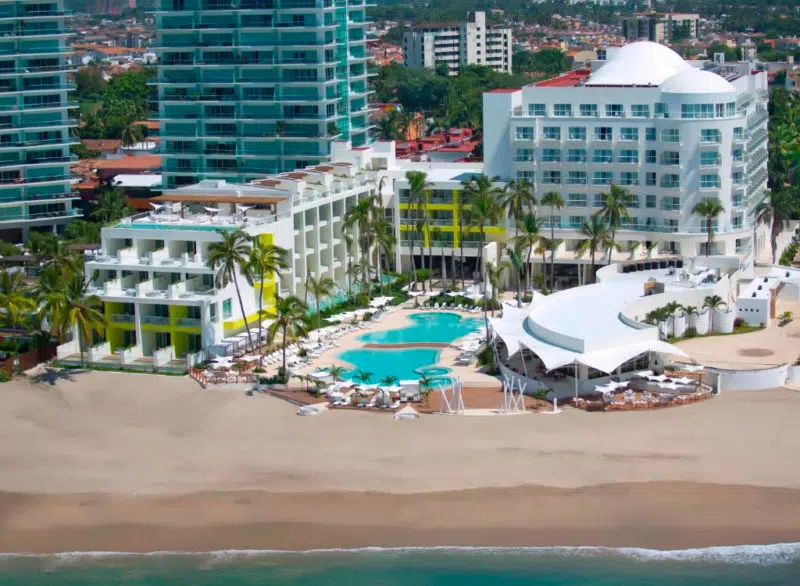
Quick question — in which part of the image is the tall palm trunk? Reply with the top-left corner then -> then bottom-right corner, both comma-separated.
256,278 -> 264,353
607,228 -> 616,264
281,323 -> 287,375
459,231 -> 466,289
706,218 -> 712,256
478,225 -> 485,283
525,246 -> 533,294
409,234 -> 418,290
376,246 -> 384,296
231,267 -> 253,350
590,243 -> 597,284
450,249 -> 456,290
549,214 -> 555,289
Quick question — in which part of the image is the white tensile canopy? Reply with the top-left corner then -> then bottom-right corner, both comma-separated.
394,405 -> 420,420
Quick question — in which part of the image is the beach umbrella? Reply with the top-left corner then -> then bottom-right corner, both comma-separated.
635,370 -> 655,378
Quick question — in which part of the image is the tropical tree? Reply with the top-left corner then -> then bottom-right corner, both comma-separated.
62,271 -> 105,366
343,230 -> 355,296
455,192 -> 472,288
344,195 -> 380,298
460,174 -> 502,282
266,295 -> 311,377
35,264 -> 71,342
417,373 -> 435,405
353,370 -> 373,385
510,211 -> 541,294
540,191 -> 564,288
375,109 -> 405,141
305,274 -> 336,329
328,365 -> 346,383
405,171 -> 433,289
574,215 -> 607,285
247,242 -> 288,350
120,123 -> 144,149
755,190 -> 797,264
0,270 -> 34,343
380,375 -> 398,387
373,215 -> 395,295
506,246 -> 525,307
692,198 -> 725,257
663,301 -> 683,337
484,260 -> 509,317
91,186 -> 131,224
207,229 -> 254,349
500,178 -> 536,241
595,185 -> 632,263
703,294 -> 726,333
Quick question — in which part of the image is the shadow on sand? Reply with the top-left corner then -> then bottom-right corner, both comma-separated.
28,366 -> 93,387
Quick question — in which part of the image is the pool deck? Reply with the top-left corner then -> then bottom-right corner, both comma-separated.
296,307 -> 501,391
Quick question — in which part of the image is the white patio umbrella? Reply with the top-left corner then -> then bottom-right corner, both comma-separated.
647,374 -> 669,382
635,370 -> 655,378
657,381 -> 681,391
236,204 -> 255,216
150,202 -> 167,210
674,376 -> 694,385
203,206 -> 220,214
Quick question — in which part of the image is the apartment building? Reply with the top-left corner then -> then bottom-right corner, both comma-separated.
153,0 -> 375,189
389,42 -> 769,283
0,0 -> 80,242
622,12 -> 699,43
83,142 -> 385,362
402,11 -> 512,75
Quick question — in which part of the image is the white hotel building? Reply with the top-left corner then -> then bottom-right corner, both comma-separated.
482,42 -> 769,271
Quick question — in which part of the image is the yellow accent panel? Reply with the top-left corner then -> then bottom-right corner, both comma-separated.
107,327 -> 125,350
173,332 -> 189,356
223,310 -> 266,332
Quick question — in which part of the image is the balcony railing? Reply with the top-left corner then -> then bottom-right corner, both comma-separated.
142,315 -> 170,326
110,313 -> 135,323
175,317 -> 201,327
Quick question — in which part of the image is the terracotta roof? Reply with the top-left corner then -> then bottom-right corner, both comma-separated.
252,179 -> 281,187
132,120 -> 159,130
81,139 -> 121,152
91,155 -> 161,170
535,69 -> 591,87
488,88 -> 521,93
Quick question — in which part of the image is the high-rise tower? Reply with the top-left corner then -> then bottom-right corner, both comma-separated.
154,0 -> 374,189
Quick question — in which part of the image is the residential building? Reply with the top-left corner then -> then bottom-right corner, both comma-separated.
622,12 -> 699,43
82,141 -> 386,362
0,0 -> 80,242
402,11 -> 512,75
153,0 -> 375,190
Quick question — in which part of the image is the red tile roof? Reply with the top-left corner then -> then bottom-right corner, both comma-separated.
488,88 -> 521,93
535,69 -> 591,87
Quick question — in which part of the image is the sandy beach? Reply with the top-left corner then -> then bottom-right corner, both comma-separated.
1,369 -> 800,552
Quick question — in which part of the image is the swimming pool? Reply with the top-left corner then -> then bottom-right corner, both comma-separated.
358,312 -> 482,345
113,223 -> 234,232
338,348 -> 442,383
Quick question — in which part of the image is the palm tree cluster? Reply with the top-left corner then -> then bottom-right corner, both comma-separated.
342,192 -> 396,299
644,296 -> 727,339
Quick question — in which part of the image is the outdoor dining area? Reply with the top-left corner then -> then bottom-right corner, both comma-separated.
295,373 -> 423,413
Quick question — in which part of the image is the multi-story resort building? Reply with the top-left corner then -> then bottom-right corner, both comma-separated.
622,12 -> 700,43
0,0 -> 79,242
81,144 -> 382,364
153,0 -> 375,190
402,11 -> 512,75
392,42 -> 769,284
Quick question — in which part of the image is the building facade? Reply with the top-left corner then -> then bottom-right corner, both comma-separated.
0,0 -> 79,242
153,0 -> 375,190
83,142 -> 386,360
622,12 -> 699,43
402,11 -> 512,75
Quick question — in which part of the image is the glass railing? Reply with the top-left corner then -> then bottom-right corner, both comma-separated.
142,315 -> 170,325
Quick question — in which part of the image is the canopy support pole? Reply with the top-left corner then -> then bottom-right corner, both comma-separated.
574,359 -> 579,399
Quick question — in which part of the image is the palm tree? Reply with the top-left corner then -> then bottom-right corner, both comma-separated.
344,195 -> 379,298
500,179 -> 536,241
91,186 -> 130,224
405,171 -> 433,289
663,301 -> 683,337
373,215 -> 395,295
345,260 -> 362,298
353,369 -> 373,385
540,191 -> 564,289
574,216 -> 607,285
755,190 -> 797,264
328,365 -> 346,383
380,375 -> 398,387
417,373 -> 435,405
595,185 -> 632,263
375,110 -> 402,140
63,272 -> 105,367
342,230 -> 355,296
0,271 -> 34,347
207,229 -> 254,349
484,260 -> 509,317
510,211 -> 541,294
683,304 -> 699,331
266,295 -> 311,376
247,242 -> 288,350
692,198 -> 725,257
703,295 -> 726,333
120,123 -> 143,149
506,246 -> 525,307
305,274 -> 336,328
35,264 -> 70,342
460,174 -> 502,282
455,192 -> 472,289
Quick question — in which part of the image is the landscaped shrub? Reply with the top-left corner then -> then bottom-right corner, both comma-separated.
683,327 -> 697,338
733,317 -> 747,329
0,370 -> 10,383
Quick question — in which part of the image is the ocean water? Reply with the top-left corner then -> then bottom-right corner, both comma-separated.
2,545 -> 799,585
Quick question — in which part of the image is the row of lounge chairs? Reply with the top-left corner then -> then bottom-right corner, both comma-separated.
419,302 -> 481,313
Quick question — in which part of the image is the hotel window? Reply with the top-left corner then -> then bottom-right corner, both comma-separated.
592,193 -> 605,207
661,128 -> 680,143
732,171 -> 743,185
733,127 -> 744,140
593,171 -> 613,185
732,148 -> 743,162
579,104 -> 598,117
700,129 -> 721,143
541,170 -> 561,184
542,126 -> 561,140
631,104 -> 650,118
593,149 -> 612,163
661,196 -> 681,211
567,148 -> 587,163
528,103 -> 547,116
569,215 -> 585,228
567,171 -> 587,185
681,103 -> 714,119
619,172 -> 639,186
645,172 -> 657,186
594,127 -> 612,141
654,102 -> 668,117
665,219 -> 679,231
726,102 -> 736,117
517,170 -> 535,180
554,103 -> 572,117
514,148 -> 534,162
661,151 -> 680,165
732,194 -> 743,207
645,149 -> 656,164
541,148 -> 561,163
732,215 -> 743,229
222,298 -> 232,319
646,194 -> 657,208
618,149 -> 638,164
645,128 -> 656,142
661,174 -> 680,188
700,151 -> 720,166
515,126 -> 534,140
700,174 -> 720,189
620,127 -> 638,141
567,193 -> 587,207
627,194 -> 640,208
605,104 -> 624,117
716,103 -> 725,118
568,126 -> 586,140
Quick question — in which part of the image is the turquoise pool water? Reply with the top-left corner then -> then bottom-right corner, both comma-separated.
114,223 -> 234,232
338,348 -> 441,382
358,312 -> 481,345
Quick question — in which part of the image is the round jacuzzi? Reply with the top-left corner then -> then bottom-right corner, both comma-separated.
415,366 -> 451,377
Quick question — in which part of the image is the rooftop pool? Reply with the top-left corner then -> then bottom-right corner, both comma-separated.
358,312 -> 482,345
113,223 -> 235,232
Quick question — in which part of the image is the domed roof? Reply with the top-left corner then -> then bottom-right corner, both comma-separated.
585,41 -> 691,87
660,67 -> 736,94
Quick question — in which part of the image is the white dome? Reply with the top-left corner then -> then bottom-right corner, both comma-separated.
660,68 -> 736,94
585,41 -> 691,87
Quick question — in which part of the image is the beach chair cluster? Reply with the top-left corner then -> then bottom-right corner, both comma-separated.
572,371 -> 714,412
453,330 -> 486,366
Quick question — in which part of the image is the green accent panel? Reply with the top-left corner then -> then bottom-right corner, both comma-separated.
107,327 -> 125,351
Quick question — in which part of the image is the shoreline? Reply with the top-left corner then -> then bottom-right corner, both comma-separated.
3,483 -> 800,554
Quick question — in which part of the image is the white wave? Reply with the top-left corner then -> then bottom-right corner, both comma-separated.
2,542 -> 800,566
